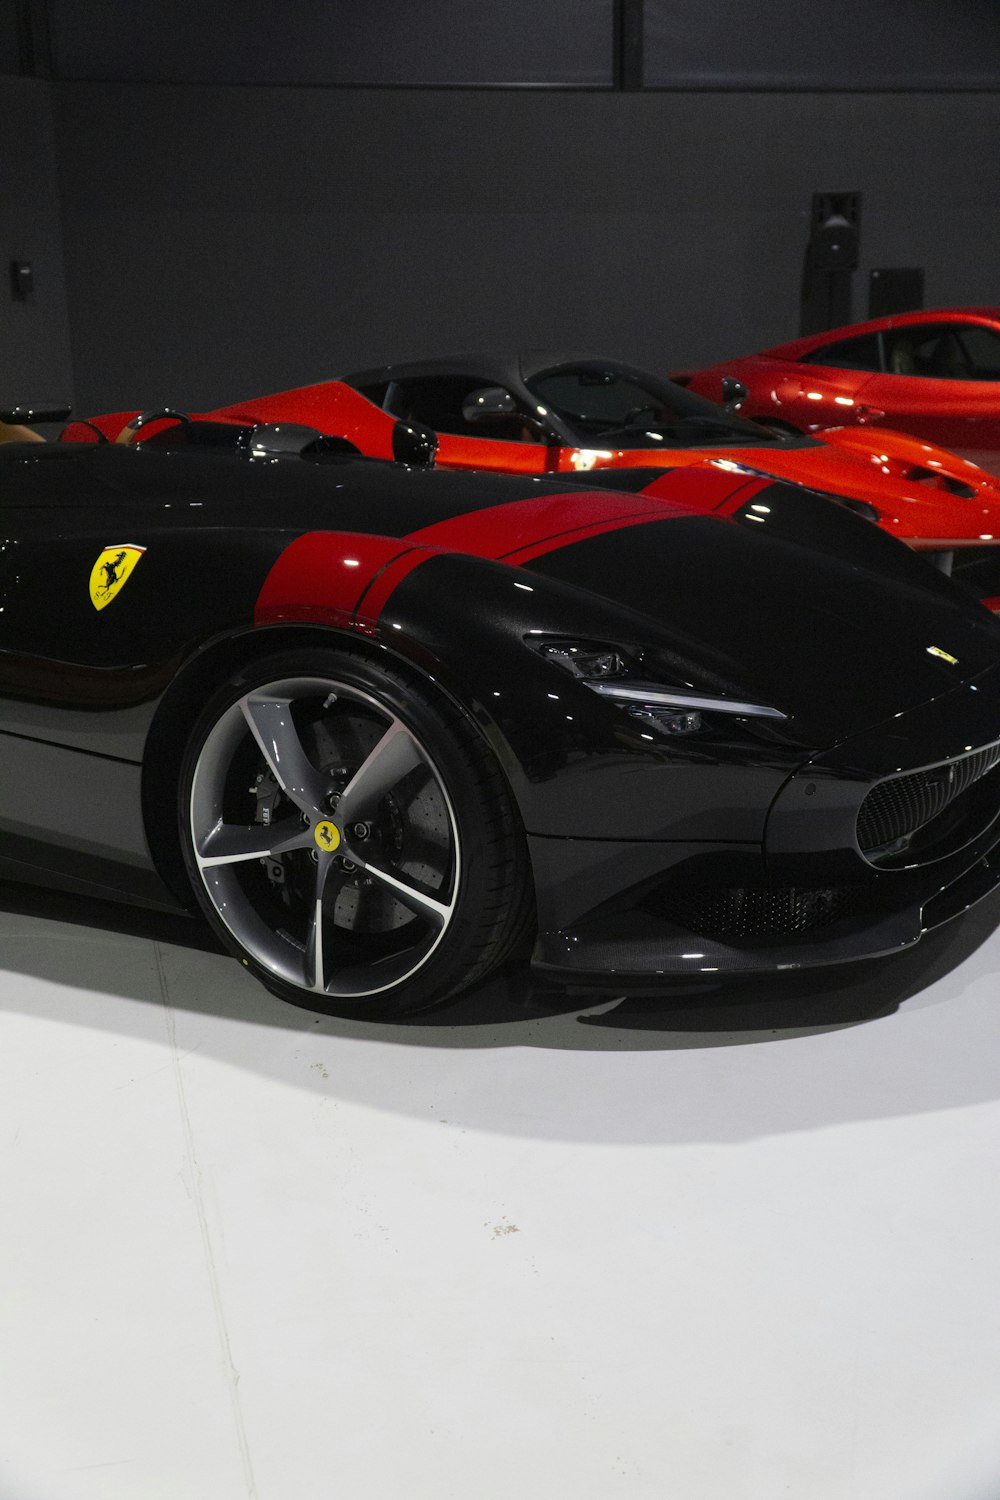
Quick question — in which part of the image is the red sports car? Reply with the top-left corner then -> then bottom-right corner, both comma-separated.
64,351 -> 1000,607
676,308 -> 1000,475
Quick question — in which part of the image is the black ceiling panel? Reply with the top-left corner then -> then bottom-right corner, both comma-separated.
48,0 -> 615,87
644,0 -> 1000,89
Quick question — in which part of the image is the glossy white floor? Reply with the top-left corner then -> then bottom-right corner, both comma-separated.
1,883 -> 1000,1500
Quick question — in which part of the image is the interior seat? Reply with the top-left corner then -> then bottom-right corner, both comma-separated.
927,333 -> 971,378
465,412 -> 542,442
887,338 -> 917,376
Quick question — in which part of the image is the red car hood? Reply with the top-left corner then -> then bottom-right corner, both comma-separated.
565,432 -> 1000,545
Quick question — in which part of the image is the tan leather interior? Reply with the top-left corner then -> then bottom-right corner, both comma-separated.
0,420 -> 45,444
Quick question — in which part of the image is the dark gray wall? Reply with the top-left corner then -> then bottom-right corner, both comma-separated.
51,83 -> 1000,414
0,0 -> 19,76
0,77 -> 75,410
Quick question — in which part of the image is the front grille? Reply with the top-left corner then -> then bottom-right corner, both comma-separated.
857,742 -> 1000,857
647,884 -> 859,943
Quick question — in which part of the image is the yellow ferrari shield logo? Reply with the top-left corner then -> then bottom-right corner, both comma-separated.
313,820 -> 341,853
89,545 -> 146,610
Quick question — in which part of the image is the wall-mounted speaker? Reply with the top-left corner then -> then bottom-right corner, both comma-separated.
800,191 -> 861,335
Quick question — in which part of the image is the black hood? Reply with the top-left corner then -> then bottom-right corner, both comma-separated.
521,509 -> 1000,747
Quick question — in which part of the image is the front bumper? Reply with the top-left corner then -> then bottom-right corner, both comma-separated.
530,815 -> 1000,983
530,663 -> 1000,985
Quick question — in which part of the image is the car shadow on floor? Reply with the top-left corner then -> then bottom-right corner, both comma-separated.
0,875 -> 997,1042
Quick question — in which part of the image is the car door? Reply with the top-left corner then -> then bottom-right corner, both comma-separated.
773,332 -> 884,431
384,375 -> 553,474
858,321 -> 1000,473
0,445 -> 283,903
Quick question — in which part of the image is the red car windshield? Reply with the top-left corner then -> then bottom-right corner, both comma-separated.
524,363 -> 782,448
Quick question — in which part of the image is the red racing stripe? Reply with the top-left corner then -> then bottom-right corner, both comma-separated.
255,467 -> 755,629
403,489 -> 675,559
255,532 -> 412,628
503,510 -> 682,565
353,549 -> 434,630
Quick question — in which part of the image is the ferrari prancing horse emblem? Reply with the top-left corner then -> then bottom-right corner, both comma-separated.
89,544 -> 146,610
314,821 -> 342,853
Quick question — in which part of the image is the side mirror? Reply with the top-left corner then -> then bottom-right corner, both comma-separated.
462,386 -> 519,423
0,402 -> 72,424
720,377 -> 749,413
392,419 -> 437,467
461,386 -> 549,439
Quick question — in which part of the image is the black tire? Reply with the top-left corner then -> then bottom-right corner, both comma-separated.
178,646 -> 533,1018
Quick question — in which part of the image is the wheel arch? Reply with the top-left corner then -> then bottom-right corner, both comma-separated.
140,621 -> 526,908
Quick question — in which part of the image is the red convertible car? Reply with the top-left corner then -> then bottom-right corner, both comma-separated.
64,351 -> 1000,607
676,308 -> 1000,475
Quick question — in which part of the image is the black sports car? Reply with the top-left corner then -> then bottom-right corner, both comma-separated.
1,415 -> 1000,1018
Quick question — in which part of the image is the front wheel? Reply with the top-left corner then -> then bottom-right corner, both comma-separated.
178,647 -> 533,1017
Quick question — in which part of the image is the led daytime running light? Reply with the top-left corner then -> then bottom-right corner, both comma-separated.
591,682 -> 787,720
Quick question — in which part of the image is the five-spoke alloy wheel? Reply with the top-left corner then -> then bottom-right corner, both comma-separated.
179,648 -> 531,1016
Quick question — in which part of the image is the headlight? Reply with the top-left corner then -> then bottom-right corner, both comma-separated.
532,638 -> 787,736
535,642 -> 627,679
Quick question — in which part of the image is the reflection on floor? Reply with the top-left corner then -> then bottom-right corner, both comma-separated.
1,881 -> 1000,1499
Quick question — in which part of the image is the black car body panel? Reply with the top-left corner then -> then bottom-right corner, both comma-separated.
1,435 -> 1000,991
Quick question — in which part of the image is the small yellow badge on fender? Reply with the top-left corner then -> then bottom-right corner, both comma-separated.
89,545 -> 146,610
